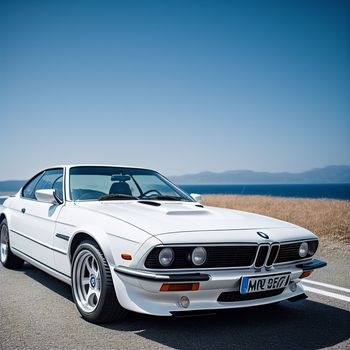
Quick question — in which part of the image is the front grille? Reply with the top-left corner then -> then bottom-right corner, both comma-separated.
254,245 -> 269,268
275,240 -> 318,264
218,288 -> 285,302
145,245 -> 258,269
266,244 -> 279,267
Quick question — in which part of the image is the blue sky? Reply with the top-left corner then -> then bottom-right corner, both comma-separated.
1,0 -> 349,180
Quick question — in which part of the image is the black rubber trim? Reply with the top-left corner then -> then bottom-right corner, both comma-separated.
11,247 -> 71,279
168,273 -> 210,282
288,293 -> 308,302
218,288 -> 285,302
138,200 -> 161,207
296,258 -> 327,271
56,233 -> 69,241
115,268 -> 210,282
171,310 -> 217,317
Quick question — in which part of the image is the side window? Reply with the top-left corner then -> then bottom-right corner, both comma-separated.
52,175 -> 63,202
34,169 -> 64,201
22,172 -> 44,199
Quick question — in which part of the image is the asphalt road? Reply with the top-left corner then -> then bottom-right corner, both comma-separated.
1,250 -> 349,350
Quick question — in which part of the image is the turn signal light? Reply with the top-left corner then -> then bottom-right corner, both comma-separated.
121,254 -> 132,260
160,283 -> 200,292
300,270 -> 313,279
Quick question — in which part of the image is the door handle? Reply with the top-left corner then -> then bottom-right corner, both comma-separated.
21,208 -> 26,214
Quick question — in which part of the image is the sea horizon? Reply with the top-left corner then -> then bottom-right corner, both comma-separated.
179,183 -> 350,201
1,183 -> 350,201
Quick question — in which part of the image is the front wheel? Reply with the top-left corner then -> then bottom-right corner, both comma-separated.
71,239 -> 128,323
0,219 -> 24,269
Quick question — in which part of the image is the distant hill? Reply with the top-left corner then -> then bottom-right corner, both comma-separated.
0,180 -> 26,193
0,166 -> 349,192
170,165 -> 350,184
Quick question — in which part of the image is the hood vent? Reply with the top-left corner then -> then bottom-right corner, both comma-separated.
138,200 -> 161,207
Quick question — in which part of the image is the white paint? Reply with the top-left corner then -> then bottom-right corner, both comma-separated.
303,285 -> 350,303
303,279 -> 350,294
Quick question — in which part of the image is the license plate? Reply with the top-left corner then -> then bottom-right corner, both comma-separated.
240,273 -> 290,294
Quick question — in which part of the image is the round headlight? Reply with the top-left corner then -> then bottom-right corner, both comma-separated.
159,248 -> 174,267
299,242 -> 309,258
191,247 -> 207,266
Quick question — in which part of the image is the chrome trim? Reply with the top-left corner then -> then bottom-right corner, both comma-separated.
146,243 -> 259,247
279,239 -> 318,245
263,244 -> 272,267
274,257 -> 313,266
117,266 -> 171,280
115,266 -> 210,282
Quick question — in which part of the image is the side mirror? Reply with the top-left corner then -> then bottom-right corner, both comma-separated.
35,189 -> 60,204
190,193 -> 202,203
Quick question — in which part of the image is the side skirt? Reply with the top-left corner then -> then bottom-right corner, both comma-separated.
11,247 -> 71,285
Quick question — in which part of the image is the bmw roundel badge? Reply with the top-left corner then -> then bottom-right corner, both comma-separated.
257,231 -> 269,239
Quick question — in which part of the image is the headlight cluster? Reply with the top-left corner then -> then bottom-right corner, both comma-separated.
158,248 -> 174,267
298,241 -> 316,258
158,247 -> 207,267
298,242 -> 309,258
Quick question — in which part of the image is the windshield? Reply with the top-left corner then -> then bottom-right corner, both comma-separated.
69,166 -> 193,202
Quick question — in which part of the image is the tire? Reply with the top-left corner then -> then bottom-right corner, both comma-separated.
71,239 -> 128,324
0,219 -> 24,269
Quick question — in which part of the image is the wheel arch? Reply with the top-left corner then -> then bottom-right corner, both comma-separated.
0,213 -> 6,224
68,228 -> 115,267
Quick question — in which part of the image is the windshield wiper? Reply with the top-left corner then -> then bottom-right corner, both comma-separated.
99,194 -> 137,201
140,195 -> 184,201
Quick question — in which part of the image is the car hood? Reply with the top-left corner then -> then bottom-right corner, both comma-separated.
76,200 -> 297,236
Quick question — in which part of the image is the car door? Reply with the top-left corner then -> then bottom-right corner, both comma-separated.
9,168 -> 64,268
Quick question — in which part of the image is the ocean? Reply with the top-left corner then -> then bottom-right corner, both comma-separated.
179,184 -> 350,200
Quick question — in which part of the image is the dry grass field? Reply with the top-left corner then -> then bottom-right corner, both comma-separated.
203,195 -> 350,250
1,192 -> 349,250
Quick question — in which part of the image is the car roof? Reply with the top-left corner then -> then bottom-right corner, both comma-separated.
43,164 -> 154,172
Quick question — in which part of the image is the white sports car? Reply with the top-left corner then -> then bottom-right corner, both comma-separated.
0,165 -> 326,323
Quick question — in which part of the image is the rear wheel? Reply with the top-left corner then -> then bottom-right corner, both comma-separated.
0,219 -> 24,269
71,239 -> 128,323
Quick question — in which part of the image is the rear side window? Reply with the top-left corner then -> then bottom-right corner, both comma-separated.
22,172 -> 44,199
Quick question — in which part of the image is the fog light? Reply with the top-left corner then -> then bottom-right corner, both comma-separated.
299,242 -> 309,258
289,281 -> 297,292
179,296 -> 190,308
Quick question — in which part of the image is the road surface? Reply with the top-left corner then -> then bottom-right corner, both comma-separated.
0,249 -> 349,350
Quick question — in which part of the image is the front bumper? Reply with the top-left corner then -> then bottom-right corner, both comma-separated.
111,259 -> 326,316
